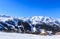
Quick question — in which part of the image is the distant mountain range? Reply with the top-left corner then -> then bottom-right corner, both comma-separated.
0,15 -> 60,35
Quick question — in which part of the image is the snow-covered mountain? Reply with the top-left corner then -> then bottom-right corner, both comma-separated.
0,15 -> 60,35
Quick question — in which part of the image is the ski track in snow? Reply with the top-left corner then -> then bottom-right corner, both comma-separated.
0,32 -> 60,39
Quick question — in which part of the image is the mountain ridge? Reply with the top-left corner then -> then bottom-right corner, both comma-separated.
0,15 -> 60,35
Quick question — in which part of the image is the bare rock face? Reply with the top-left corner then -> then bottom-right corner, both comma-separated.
40,32 -> 48,35
55,32 -> 60,35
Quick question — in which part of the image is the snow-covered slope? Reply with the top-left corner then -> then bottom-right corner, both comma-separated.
0,32 -> 60,39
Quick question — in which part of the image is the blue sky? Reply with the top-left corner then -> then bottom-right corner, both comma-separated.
0,0 -> 60,18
